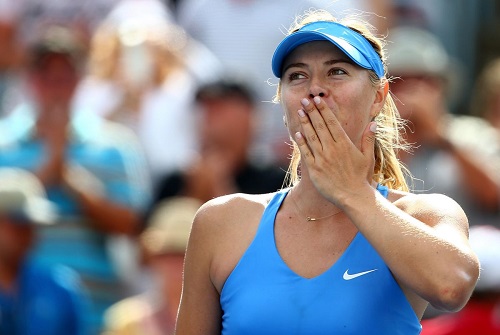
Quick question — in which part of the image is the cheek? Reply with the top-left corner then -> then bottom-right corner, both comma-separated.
332,87 -> 374,142
280,88 -> 303,126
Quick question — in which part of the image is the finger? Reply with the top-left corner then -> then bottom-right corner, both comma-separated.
294,131 -> 315,164
301,98 -> 332,146
297,103 -> 323,152
312,96 -> 346,143
361,121 -> 377,160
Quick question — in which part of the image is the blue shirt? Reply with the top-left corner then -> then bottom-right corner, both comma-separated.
221,186 -> 422,334
0,260 -> 89,335
0,105 -> 151,333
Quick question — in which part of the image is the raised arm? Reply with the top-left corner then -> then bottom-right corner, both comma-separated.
295,95 -> 480,312
344,187 -> 479,311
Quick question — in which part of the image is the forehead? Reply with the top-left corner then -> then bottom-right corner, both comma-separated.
282,40 -> 351,66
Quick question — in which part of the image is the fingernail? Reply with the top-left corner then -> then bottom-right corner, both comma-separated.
313,96 -> 321,104
295,132 -> 303,140
301,98 -> 310,106
370,122 -> 377,133
298,109 -> 306,118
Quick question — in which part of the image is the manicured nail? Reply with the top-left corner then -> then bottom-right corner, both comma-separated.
370,122 -> 377,133
301,98 -> 310,106
313,96 -> 321,104
298,109 -> 306,117
295,132 -> 303,140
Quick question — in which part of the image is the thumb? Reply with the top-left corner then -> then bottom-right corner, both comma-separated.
361,121 -> 377,158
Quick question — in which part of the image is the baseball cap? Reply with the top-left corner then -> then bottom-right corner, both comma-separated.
140,197 -> 202,256
0,168 -> 57,225
386,26 -> 449,78
272,21 -> 384,79
29,25 -> 85,70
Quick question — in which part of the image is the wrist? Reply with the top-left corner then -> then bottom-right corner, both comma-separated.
338,182 -> 379,215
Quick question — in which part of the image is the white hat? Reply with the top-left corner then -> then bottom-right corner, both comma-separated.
386,26 -> 463,104
387,26 -> 450,78
0,168 -> 57,225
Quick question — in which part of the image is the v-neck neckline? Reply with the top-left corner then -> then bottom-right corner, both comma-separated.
271,189 -> 361,281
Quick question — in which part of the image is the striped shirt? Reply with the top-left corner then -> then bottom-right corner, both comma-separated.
0,104 -> 151,334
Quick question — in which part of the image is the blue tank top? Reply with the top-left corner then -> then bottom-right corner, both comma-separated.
220,185 -> 422,334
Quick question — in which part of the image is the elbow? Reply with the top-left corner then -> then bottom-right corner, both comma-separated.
428,258 -> 480,312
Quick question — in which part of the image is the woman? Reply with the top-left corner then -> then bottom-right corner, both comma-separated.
175,10 -> 479,334
74,13 -> 200,182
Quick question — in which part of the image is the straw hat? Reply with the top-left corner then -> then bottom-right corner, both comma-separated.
140,197 -> 202,255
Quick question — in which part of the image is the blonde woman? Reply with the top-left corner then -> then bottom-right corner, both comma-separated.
175,10 -> 479,334
74,16 -> 206,181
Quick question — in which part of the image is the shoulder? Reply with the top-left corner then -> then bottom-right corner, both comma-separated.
188,192 -> 278,259
388,189 -> 468,230
189,192 -> 280,291
73,113 -> 141,150
193,192 -> 276,232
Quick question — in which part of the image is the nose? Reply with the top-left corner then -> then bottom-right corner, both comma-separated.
308,77 -> 328,98
309,92 -> 325,98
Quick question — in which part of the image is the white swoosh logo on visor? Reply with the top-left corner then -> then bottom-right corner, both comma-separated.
343,268 -> 378,280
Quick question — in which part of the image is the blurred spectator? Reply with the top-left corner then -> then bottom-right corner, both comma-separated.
0,0 -> 120,115
421,225 -> 500,334
153,78 -> 286,205
176,0 -> 393,163
103,196 -> 201,335
387,26 -> 500,228
73,0 -> 222,183
0,0 -> 119,46
470,57 -> 500,132
0,168 -> 89,335
0,26 -> 151,334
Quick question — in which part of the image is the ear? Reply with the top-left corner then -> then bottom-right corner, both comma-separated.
370,81 -> 389,118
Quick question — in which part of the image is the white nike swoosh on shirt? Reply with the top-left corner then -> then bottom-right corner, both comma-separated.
343,268 -> 378,280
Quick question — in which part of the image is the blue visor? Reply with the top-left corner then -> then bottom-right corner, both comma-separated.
272,21 -> 384,78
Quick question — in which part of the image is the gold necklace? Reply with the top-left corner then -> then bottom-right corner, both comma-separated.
289,188 -> 343,222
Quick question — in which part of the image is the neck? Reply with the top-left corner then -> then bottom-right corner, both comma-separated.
290,165 -> 379,221
290,169 -> 343,219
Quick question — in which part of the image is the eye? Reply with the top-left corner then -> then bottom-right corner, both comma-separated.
328,68 -> 347,76
288,72 -> 306,81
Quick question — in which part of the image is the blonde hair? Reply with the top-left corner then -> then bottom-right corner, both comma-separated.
276,10 -> 412,191
88,21 -> 186,84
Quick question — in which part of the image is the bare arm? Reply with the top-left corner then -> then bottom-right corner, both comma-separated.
175,203 -> 222,334
35,116 -> 147,236
342,187 -> 478,311
437,137 -> 500,211
66,184 -> 141,235
295,95 -> 479,311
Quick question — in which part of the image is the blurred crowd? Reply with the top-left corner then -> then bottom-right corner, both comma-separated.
0,0 -> 499,334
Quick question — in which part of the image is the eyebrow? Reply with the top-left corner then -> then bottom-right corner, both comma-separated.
282,62 -> 307,75
282,58 -> 353,74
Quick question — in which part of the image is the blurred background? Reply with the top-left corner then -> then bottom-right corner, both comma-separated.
0,0 -> 499,334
